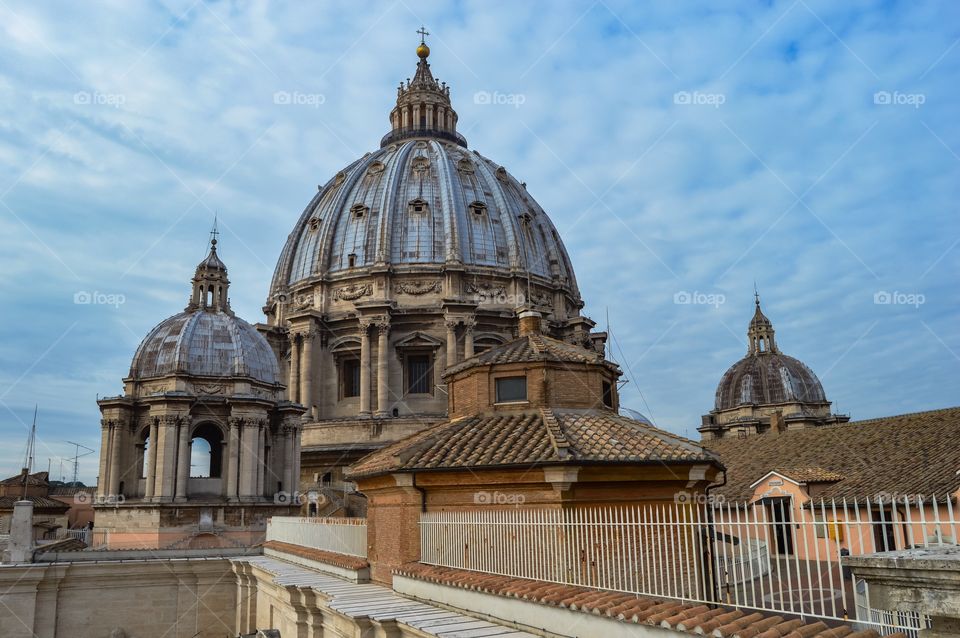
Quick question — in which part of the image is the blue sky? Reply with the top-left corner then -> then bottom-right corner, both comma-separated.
0,1 -> 957,484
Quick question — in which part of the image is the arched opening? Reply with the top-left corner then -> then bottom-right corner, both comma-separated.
758,337 -> 766,353
190,422 -> 223,478
206,288 -> 213,306
139,426 -> 151,479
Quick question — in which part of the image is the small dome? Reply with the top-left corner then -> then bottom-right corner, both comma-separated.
130,310 -> 279,384
197,240 -> 226,271
714,352 -> 827,411
620,407 -> 655,426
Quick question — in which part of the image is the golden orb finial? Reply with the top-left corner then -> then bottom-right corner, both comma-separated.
416,26 -> 430,58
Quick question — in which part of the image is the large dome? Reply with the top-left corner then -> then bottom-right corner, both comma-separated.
714,352 -> 827,411
269,139 -> 579,300
269,42 -> 578,306
131,310 -> 280,384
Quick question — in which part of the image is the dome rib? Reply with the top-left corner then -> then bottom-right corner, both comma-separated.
473,155 -> 523,270
432,140 -> 461,263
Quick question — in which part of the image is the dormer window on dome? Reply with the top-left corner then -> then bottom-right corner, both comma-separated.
469,201 -> 487,216
408,198 -> 429,215
351,204 -> 368,219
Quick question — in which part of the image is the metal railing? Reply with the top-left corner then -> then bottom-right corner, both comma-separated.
420,496 -> 952,636
267,516 -> 367,558
380,126 -> 468,148
55,528 -> 92,544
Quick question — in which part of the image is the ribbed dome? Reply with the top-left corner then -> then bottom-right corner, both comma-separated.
130,310 -> 279,384
269,139 -> 579,300
714,352 -> 827,411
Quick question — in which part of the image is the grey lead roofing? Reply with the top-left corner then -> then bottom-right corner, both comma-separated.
714,352 -> 828,411
269,139 -> 579,298
130,309 -> 280,384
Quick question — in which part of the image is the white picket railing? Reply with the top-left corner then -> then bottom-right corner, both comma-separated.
267,516 -> 367,558
55,528 -> 92,544
421,496 -> 951,636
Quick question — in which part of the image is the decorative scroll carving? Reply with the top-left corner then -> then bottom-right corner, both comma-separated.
334,283 -> 372,301
195,384 -> 224,395
528,290 -> 550,306
394,280 -> 441,296
466,281 -> 506,301
292,293 -> 314,310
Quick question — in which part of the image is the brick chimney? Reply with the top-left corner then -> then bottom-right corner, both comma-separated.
770,410 -> 785,436
518,309 -> 542,337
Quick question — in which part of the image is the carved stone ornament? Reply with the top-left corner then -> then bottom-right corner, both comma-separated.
195,383 -> 224,395
466,281 -> 506,298
334,283 -> 372,301
293,293 -> 314,309
394,280 -> 441,296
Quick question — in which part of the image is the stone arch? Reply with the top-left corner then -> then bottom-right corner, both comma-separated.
137,423 -> 153,479
189,421 -> 225,479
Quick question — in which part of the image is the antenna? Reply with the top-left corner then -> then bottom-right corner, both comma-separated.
21,405 -> 37,499
65,441 -> 95,485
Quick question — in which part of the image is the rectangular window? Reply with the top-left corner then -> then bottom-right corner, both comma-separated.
602,381 -> 613,408
342,359 -> 360,398
406,354 -> 432,394
495,376 -> 527,403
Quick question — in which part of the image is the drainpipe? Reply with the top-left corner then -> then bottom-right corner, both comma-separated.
411,472 -> 427,513
704,468 -> 727,605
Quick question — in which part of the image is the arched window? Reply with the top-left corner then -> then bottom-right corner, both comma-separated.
139,426 -> 151,479
190,423 -> 224,478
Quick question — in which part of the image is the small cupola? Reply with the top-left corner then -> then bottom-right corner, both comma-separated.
747,291 -> 777,354
382,28 -> 466,148
188,224 -> 231,313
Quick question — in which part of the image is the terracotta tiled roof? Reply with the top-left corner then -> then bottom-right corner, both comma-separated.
348,408 -> 717,478
0,470 -> 49,487
262,540 -> 369,571
443,333 -> 617,377
770,467 -> 845,484
0,495 -> 70,511
394,563 -> 901,638
706,406 -> 960,502
48,485 -> 95,497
